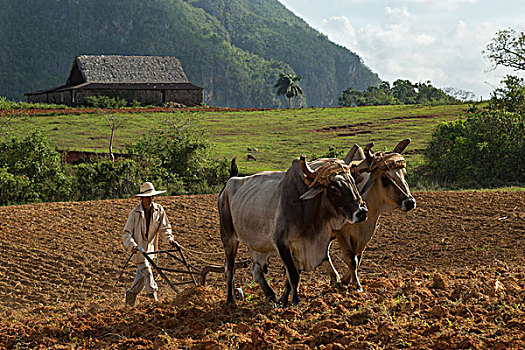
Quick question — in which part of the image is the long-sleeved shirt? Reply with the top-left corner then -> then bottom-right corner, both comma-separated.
122,202 -> 174,264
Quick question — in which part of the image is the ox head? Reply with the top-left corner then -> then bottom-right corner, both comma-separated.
356,139 -> 416,212
298,155 -> 368,224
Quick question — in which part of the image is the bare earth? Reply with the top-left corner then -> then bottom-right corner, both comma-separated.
0,191 -> 524,349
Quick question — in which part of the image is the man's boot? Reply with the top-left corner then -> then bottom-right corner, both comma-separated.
125,291 -> 138,307
146,291 -> 158,301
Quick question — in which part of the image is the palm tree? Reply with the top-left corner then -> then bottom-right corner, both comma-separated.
274,73 -> 304,108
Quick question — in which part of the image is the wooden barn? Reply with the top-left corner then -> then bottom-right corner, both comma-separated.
25,55 -> 204,106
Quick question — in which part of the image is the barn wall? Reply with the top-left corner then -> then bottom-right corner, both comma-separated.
27,93 -> 48,104
27,91 -> 72,104
75,89 -> 163,105
28,87 -> 204,106
48,91 -> 72,105
165,89 -> 203,106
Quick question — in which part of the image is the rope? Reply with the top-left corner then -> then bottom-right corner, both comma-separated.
302,159 -> 350,188
364,152 -> 411,198
178,245 -> 225,266
302,159 -> 364,205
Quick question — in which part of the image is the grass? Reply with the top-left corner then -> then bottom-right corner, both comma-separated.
2,103 -> 472,175
0,97 -> 69,110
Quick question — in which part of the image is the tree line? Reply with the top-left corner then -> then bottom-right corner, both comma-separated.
338,79 -> 461,107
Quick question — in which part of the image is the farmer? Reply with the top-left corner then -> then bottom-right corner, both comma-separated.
122,182 -> 179,307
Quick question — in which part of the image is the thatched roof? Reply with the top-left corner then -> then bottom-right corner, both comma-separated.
71,55 -> 190,84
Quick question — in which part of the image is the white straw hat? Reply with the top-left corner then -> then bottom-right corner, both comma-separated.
131,182 -> 166,197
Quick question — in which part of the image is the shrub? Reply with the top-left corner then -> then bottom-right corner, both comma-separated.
425,100 -> 525,187
0,96 -> 68,110
0,167 -> 32,205
70,159 -> 143,201
83,95 -> 128,108
0,131 -> 71,204
126,112 -> 229,194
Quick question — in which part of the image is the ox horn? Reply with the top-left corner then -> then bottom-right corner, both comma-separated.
299,155 -> 316,179
363,142 -> 374,163
343,144 -> 360,164
393,138 -> 411,154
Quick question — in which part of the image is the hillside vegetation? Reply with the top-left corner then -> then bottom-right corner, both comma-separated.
2,104 -> 471,174
0,0 -> 379,108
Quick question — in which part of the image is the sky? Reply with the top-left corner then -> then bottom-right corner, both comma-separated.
277,0 -> 525,99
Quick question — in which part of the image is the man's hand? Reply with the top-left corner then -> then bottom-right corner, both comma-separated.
131,245 -> 139,254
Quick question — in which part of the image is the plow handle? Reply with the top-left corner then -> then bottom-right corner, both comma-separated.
137,247 -> 180,294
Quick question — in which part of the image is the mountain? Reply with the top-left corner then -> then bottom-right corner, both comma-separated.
0,0 -> 380,108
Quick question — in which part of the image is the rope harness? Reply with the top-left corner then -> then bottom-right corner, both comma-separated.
302,159 -> 364,205
362,152 -> 411,198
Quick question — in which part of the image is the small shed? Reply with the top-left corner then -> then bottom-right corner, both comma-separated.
25,55 -> 204,106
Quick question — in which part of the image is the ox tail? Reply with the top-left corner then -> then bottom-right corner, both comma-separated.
219,157 -> 239,199
229,157 -> 239,178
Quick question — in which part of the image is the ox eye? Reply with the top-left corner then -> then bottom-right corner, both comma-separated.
329,185 -> 341,193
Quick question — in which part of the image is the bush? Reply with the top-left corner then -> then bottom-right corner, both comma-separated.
424,77 -> 525,187
70,159 -> 143,201
0,96 -> 68,110
0,167 -> 32,205
83,95 -> 128,108
126,112 -> 229,194
0,131 -> 71,204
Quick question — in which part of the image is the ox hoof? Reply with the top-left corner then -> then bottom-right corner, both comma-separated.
330,281 -> 346,291
329,279 -> 342,289
340,277 -> 351,286
234,288 -> 245,301
277,298 -> 288,308
355,285 -> 365,293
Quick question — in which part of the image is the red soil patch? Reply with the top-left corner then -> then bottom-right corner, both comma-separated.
0,191 -> 524,349
0,106 -> 269,117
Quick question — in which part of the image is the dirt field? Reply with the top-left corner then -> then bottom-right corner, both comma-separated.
0,191 -> 524,349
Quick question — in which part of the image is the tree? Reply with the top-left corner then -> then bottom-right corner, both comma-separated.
274,73 -> 304,108
392,79 -> 418,104
102,113 -> 127,162
489,75 -> 525,114
338,81 -> 396,106
442,87 -> 476,102
339,79 -> 457,107
485,28 -> 525,71
424,70 -> 525,188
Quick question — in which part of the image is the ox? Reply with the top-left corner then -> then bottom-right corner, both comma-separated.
317,139 -> 416,291
218,155 -> 368,306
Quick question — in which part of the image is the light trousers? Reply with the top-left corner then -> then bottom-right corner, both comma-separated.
128,262 -> 158,295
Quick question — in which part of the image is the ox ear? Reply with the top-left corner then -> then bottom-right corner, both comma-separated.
343,144 -> 361,164
363,143 -> 374,163
393,138 -> 411,154
299,186 -> 324,200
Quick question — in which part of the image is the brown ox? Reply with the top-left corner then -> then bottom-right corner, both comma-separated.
312,139 -> 416,291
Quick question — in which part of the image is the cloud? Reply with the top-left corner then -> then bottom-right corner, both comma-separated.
317,5 -> 518,98
321,16 -> 357,47
405,0 -> 477,11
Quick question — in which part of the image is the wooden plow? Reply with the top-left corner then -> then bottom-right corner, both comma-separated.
118,245 -> 251,296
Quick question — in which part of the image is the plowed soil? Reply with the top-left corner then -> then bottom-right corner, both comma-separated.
1,191 -> 524,349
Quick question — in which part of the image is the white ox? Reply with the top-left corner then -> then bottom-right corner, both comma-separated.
218,155 -> 368,306
315,139 -> 416,291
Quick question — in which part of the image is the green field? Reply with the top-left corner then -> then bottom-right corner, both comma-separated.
4,104 -> 471,174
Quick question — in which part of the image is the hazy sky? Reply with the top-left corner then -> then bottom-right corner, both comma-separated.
277,0 -> 525,99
